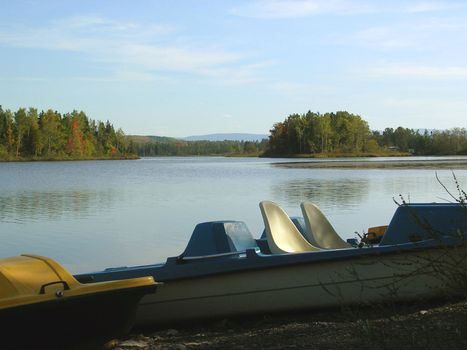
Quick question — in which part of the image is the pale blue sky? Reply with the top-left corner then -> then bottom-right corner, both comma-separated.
1,0 -> 466,137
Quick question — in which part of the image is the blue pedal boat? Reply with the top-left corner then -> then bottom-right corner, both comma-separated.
76,202 -> 467,326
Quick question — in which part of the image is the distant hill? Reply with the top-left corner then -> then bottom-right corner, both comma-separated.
126,135 -> 179,143
182,133 -> 268,142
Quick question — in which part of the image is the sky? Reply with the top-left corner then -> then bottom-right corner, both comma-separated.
0,0 -> 466,137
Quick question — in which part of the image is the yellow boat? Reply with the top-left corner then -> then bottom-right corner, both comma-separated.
0,254 -> 157,347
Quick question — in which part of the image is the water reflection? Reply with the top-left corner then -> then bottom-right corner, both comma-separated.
0,190 -> 118,223
271,178 -> 369,209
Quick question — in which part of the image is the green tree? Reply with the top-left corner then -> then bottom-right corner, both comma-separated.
25,108 -> 41,156
314,114 -> 332,153
14,108 -> 29,156
0,107 -> 15,153
40,110 -> 66,156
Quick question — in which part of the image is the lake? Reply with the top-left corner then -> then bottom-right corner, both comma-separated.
1,156 -> 466,273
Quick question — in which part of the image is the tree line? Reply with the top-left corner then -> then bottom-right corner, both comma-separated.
265,111 -> 466,156
372,127 -> 466,155
2,106 -> 465,160
128,138 -> 268,156
0,106 -> 133,160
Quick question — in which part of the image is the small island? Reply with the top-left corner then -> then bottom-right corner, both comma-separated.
263,111 -> 467,157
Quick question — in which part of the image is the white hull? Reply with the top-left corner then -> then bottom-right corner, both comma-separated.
136,245 -> 467,326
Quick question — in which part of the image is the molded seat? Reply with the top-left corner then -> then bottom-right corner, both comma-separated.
300,202 -> 351,249
259,217 -> 307,240
259,201 -> 320,254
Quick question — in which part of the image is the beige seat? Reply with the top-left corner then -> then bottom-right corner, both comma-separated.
300,202 -> 351,249
259,201 -> 320,254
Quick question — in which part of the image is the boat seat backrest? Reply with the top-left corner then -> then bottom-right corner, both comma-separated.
259,201 -> 320,254
181,221 -> 257,257
300,202 -> 351,249
379,203 -> 467,246
259,217 -> 307,239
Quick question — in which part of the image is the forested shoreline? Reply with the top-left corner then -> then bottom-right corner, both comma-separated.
1,106 -> 466,160
265,111 -> 467,156
0,106 -> 134,161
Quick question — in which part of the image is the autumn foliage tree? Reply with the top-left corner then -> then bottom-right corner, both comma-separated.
0,106 -> 133,160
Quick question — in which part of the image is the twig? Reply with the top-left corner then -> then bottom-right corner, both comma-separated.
435,171 -> 459,203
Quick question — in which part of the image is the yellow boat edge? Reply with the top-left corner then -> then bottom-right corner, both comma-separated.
0,254 -> 157,310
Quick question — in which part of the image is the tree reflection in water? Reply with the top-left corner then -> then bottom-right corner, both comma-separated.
0,190 -> 118,223
271,178 -> 369,210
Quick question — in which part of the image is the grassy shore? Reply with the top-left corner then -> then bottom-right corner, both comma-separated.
107,297 -> 467,350
0,154 -> 139,162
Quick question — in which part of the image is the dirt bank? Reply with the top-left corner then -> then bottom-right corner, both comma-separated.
107,298 -> 467,350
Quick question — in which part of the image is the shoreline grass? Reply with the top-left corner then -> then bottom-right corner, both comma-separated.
260,151 -> 412,158
274,158 -> 467,169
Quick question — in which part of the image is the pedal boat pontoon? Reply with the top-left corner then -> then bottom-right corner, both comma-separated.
0,254 -> 157,346
76,202 -> 467,326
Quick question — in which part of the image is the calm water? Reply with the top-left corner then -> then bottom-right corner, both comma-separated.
1,157 -> 466,273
